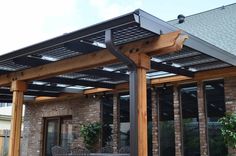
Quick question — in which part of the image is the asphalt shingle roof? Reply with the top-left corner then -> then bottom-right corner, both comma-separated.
168,3 -> 236,56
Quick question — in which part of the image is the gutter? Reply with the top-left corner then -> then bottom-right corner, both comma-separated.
105,29 -> 138,156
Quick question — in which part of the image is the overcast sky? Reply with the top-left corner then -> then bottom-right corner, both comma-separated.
0,0 -> 235,55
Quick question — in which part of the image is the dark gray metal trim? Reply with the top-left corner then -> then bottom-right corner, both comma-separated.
28,84 -> 82,93
40,77 -> 116,89
151,61 -> 194,77
79,69 -> 129,81
184,34 -> 236,66
0,88 -> 60,97
136,9 -> 236,66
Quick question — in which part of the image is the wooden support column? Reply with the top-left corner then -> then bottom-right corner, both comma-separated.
173,85 -> 183,156
129,53 -> 150,156
197,81 -> 208,156
113,92 -> 120,153
8,80 -> 27,156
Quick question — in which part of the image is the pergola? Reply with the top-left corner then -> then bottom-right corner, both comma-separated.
1,9 -> 236,156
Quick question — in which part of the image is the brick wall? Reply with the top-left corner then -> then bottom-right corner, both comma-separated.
151,89 -> 159,156
173,85 -> 183,156
225,77 -> 236,155
112,93 -> 120,153
197,82 -> 208,156
21,95 -> 101,156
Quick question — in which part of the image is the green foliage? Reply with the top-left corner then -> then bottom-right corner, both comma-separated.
219,113 -> 236,149
80,122 -> 102,149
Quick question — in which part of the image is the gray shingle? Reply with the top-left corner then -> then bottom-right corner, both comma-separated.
168,3 -> 236,56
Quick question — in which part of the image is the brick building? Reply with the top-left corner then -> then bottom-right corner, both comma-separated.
1,3 -> 236,156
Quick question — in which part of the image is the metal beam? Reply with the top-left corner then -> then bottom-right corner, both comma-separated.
79,69 -> 129,81
0,88 -> 59,97
40,77 -> 116,89
28,84 -> 82,93
151,61 -> 194,77
13,57 -> 49,67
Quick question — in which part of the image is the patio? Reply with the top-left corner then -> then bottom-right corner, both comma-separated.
0,9 -> 236,156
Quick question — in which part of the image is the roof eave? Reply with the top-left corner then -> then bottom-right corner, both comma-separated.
136,9 -> 236,66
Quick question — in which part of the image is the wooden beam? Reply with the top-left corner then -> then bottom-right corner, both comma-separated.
151,66 -> 236,85
0,31 -> 187,86
151,75 -> 191,84
194,66 -> 236,80
8,81 -> 27,156
83,88 -> 113,94
28,93 -> 84,104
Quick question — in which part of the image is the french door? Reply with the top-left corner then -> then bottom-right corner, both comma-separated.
43,116 -> 72,156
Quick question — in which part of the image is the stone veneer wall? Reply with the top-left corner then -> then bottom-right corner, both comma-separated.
21,95 -> 101,156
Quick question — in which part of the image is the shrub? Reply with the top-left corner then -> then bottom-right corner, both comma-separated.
219,113 -> 236,149
80,122 -> 101,150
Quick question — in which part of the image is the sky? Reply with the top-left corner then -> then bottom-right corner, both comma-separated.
0,0 -> 235,55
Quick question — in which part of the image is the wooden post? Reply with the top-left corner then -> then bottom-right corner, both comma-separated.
130,53 -> 150,156
0,130 -> 3,156
8,80 -> 27,156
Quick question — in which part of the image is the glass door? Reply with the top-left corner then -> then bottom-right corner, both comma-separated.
44,118 -> 60,156
43,116 -> 72,156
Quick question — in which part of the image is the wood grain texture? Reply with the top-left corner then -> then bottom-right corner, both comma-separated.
8,91 -> 24,156
137,67 -> 148,156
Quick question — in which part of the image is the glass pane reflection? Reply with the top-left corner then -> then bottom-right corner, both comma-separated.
119,94 -> 130,147
46,119 -> 59,156
205,80 -> 228,156
180,84 -> 200,156
158,86 -> 175,156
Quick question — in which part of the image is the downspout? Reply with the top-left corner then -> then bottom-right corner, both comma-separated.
105,29 -> 138,156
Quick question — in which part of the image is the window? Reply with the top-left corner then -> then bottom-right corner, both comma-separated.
0,103 -> 12,107
204,80 -> 228,156
119,93 -> 130,147
180,84 -> 200,156
101,95 -> 113,147
158,86 -> 175,156
43,116 -> 72,156
119,90 -> 152,155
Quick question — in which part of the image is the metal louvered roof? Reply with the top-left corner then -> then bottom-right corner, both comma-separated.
0,9 -> 235,102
